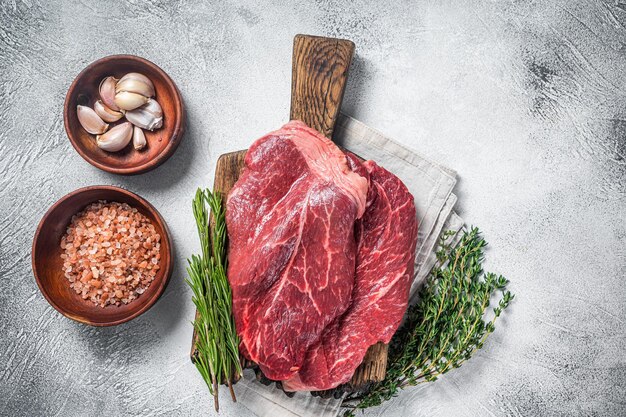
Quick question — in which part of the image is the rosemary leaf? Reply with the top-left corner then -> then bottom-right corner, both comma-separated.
186,188 -> 243,411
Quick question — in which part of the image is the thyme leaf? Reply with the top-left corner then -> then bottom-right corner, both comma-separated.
343,227 -> 514,416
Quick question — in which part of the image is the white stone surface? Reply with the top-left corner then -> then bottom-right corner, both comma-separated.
0,1 -> 624,416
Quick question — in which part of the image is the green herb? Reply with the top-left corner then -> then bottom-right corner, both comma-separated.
343,227 -> 514,416
186,188 -> 242,411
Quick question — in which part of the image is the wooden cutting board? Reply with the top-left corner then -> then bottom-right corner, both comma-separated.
191,34 -> 388,396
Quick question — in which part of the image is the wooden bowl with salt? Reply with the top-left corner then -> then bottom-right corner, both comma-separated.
32,185 -> 173,326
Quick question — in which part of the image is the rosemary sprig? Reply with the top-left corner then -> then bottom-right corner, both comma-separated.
343,227 -> 514,416
186,188 -> 242,411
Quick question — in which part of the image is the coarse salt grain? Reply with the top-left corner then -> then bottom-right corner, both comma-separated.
60,201 -> 161,308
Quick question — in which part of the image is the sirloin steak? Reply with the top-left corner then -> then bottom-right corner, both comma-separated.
283,158 -> 418,391
226,120 -> 368,380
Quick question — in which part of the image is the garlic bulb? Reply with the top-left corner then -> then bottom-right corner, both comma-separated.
77,105 -> 108,134
96,122 -> 133,152
114,91 -> 150,111
116,73 -> 155,97
124,99 -> 163,131
132,126 -> 147,150
99,76 -> 120,111
94,100 -> 123,122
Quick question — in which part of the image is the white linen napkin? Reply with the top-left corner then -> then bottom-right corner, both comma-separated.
235,114 -> 464,417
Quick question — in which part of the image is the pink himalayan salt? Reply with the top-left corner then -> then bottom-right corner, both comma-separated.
60,201 -> 161,308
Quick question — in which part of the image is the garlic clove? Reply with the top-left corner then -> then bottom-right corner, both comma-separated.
99,76 -> 120,111
132,126 -> 147,150
114,91 -> 150,111
115,78 -> 154,98
94,100 -> 124,122
117,73 -> 155,97
96,122 -> 133,152
124,99 -> 163,131
142,99 -> 163,118
77,105 -> 109,134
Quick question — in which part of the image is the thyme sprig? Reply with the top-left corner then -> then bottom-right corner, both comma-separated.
343,227 -> 514,416
186,188 -> 242,411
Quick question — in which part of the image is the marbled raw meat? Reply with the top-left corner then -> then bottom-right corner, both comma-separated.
226,120 -> 369,380
283,159 -> 418,391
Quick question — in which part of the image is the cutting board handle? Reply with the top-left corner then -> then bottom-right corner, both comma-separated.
290,34 -> 355,138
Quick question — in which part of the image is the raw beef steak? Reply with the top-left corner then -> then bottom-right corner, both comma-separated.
226,120 -> 369,380
283,160 -> 418,391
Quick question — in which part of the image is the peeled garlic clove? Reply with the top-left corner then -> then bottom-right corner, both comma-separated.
96,122 -> 133,152
117,73 -> 155,97
99,76 -> 120,111
114,91 -> 150,111
94,100 -> 123,122
124,99 -> 163,130
132,126 -> 147,150
77,105 -> 108,134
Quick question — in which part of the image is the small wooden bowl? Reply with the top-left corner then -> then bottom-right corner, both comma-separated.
32,186 -> 174,326
64,55 -> 184,175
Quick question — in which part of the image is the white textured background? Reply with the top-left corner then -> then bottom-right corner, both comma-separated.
1,1 -> 625,416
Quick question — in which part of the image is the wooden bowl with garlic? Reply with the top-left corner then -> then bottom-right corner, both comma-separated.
64,55 -> 184,175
